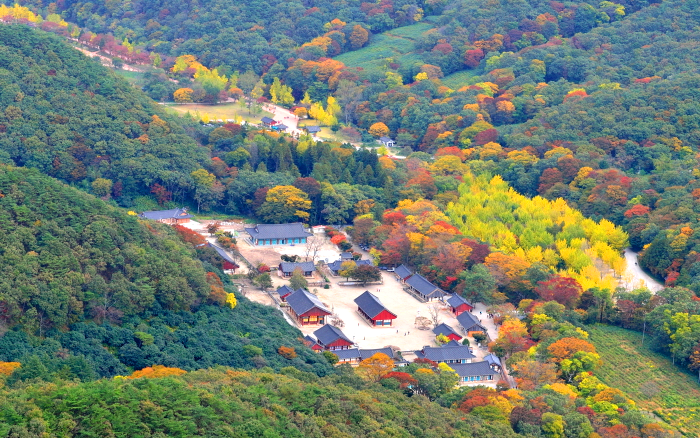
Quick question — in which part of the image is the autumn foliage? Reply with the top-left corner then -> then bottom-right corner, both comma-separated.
127,365 -> 187,379
547,337 -> 596,362
0,362 -> 21,376
278,346 -> 297,359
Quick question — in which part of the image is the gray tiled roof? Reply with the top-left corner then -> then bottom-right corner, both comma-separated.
328,259 -> 371,272
433,323 -> 460,338
261,116 -> 275,124
139,208 -> 193,221
405,274 -> 446,298
334,348 -> 360,360
394,264 -> 413,280
279,261 -> 316,274
286,289 -> 331,315
359,347 -> 394,360
379,136 -> 393,142
456,312 -> 486,332
354,291 -> 396,319
451,361 -> 498,378
276,285 -> 296,297
245,223 -> 312,241
303,335 -> 321,349
314,324 -> 353,346
305,126 -> 321,133
484,354 -> 501,367
276,124 -> 288,130
445,340 -> 463,347
341,252 -> 354,260
446,293 -> 472,309
207,243 -> 238,265
415,345 -> 475,362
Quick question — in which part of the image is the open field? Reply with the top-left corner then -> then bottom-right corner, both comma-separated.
588,325 -> 700,436
335,21 -> 434,76
164,103 -> 273,124
441,70 -> 478,89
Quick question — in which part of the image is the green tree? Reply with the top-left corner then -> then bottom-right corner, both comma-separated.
289,268 -> 308,290
253,273 -> 273,290
541,413 -> 564,438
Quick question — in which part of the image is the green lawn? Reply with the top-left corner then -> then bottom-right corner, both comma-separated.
588,325 -> 700,436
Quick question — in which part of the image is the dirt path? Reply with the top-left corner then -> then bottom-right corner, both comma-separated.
72,46 -> 145,72
622,248 -> 664,292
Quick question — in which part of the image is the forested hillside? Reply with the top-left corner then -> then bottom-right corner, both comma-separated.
0,25 -> 208,207
0,367 -> 520,438
0,166 -> 332,380
9,0 -> 428,74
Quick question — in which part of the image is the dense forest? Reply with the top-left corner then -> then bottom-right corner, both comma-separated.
0,166 -> 332,381
0,0 -> 699,435
0,25 -> 209,208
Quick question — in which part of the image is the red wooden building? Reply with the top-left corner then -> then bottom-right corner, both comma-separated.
446,293 -> 474,315
313,325 -> 354,351
354,291 -> 397,327
286,289 -> 331,326
433,323 -> 462,342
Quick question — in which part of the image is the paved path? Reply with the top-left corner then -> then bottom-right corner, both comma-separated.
623,248 -> 664,292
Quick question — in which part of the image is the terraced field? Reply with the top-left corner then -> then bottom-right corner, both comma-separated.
588,325 -> 700,436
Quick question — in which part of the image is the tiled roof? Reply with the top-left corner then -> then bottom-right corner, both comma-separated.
314,325 -> 353,346
245,223 -> 312,241
286,289 -> 331,315
484,353 -> 501,367
276,124 -> 288,130
303,335 -> 321,349
276,285 -> 296,297
139,208 -> 192,221
354,291 -> 396,319
394,264 -> 413,279
433,323 -> 460,338
405,274 -> 446,298
415,345 -> 475,362
451,361 -> 498,378
327,259 -> 371,272
359,347 -> 394,360
446,293 -> 472,309
456,312 -> 486,331
305,126 -> 321,133
334,348 -> 361,360
341,252 -> 354,260
379,136 -> 393,142
261,117 -> 275,124
444,340 -> 463,347
279,261 -> 316,273
207,243 -> 238,265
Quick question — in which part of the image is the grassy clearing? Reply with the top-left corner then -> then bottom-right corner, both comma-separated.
588,324 -> 700,436
113,69 -> 146,86
441,70 -> 478,89
164,103 -> 273,124
335,21 -> 435,76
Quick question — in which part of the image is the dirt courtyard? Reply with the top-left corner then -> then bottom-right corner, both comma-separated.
298,272 -> 496,357
180,220 -> 498,357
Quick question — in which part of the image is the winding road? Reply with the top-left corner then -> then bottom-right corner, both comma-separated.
622,248 -> 664,292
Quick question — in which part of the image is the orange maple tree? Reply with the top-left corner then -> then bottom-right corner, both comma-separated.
127,365 -> 187,379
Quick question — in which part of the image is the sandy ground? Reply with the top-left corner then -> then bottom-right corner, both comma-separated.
297,271 -> 499,356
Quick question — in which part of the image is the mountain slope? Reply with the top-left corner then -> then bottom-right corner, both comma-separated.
0,25 -> 208,205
